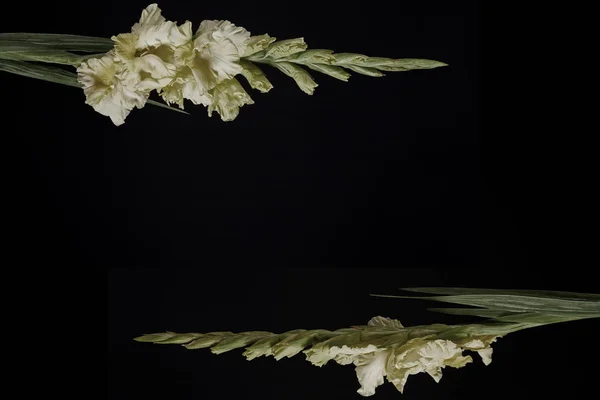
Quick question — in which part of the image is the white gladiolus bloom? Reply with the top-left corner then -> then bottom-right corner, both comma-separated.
354,350 -> 392,396
81,3 -> 254,121
305,344 -> 381,367
69,3 -> 451,124
159,19 -> 250,108
131,3 -> 178,48
159,42 -> 213,109
111,4 -> 192,92
338,339 -> 475,397
301,316 -> 500,397
206,78 -> 254,121
386,339 -> 473,394
77,52 -> 147,126
458,336 -> 498,366
194,19 -> 250,83
159,69 -> 213,109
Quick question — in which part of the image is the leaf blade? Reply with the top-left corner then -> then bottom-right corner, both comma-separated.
270,61 -> 318,95
0,33 -> 113,52
305,63 -> 351,82
0,58 -> 80,87
401,287 -> 600,301
263,38 -> 307,59
359,58 -> 448,70
373,293 -> 600,314
344,65 -> 384,77
0,44 -> 89,66
239,60 -> 273,93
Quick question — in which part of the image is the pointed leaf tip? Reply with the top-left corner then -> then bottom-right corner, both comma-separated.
133,332 -> 177,342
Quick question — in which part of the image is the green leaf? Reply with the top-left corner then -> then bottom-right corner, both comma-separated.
0,58 -> 80,87
383,58 -> 447,70
243,335 -> 286,360
355,56 -> 398,67
264,38 -> 307,59
270,330 -> 335,360
428,307 -> 597,320
239,60 -> 273,93
305,63 -> 350,82
358,331 -> 412,348
184,335 -> 229,349
243,34 -> 277,57
0,44 -> 90,66
492,312 -> 594,324
270,331 -> 311,360
435,322 -> 531,339
240,330 -> 311,360
331,55 -> 447,72
426,308 -> 516,318
285,49 -> 336,65
372,294 -> 600,314
210,332 -> 274,355
333,53 -> 369,65
154,333 -> 204,344
357,58 -> 448,70
0,33 -> 113,52
401,288 -> 600,301
133,332 -> 178,342
344,65 -> 384,77
270,61 -> 318,95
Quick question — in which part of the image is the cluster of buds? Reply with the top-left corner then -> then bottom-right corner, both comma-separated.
134,288 -> 600,397
1,4 -> 448,126
135,316 -> 502,396
75,3 -> 448,126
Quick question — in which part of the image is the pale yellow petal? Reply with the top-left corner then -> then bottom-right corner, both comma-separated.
170,21 -> 193,47
131,3 -> 175,49
111,33 -> 137,60
77,54 -> 147,126
189,52 -> 221,92
477,348 -> 493,366
195,20 -> 220,40
210,20 -> 250,56
191,20 -> 250,85
354,350 -> 391,397
385,339 -> 473,394
138,53 -> 176,79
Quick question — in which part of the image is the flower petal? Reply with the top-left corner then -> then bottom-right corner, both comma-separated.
170,21 -> 193,47
304,344 -> 381,367
354,350 -> 391,397
459,335 -> 498,366
131,3 -> 176,49
77,54 -> 147,126
207,78 -> 254,121
188,51 -> 223,92
192,20 -> 250,85
112,33 -> 137,60
477,348 -> 493,366
385,339 -> 473,394
138,53 -> 176,79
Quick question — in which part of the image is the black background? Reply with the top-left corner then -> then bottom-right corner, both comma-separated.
4,1 -> 592,399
